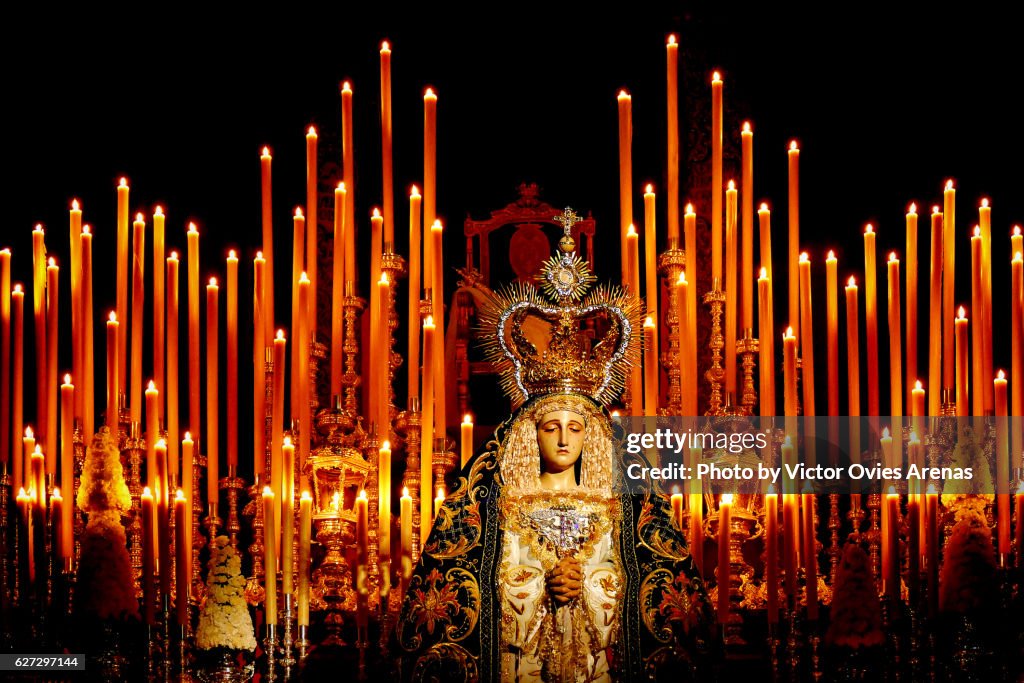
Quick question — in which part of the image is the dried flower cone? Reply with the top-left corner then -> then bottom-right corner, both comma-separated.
825,543 -> 883,649
196,535 -> 257,651
939,510 -> 997,614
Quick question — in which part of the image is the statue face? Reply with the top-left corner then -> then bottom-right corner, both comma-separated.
536,410 -> 586,475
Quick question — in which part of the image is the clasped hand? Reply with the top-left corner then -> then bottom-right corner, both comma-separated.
547,555 -> 583,605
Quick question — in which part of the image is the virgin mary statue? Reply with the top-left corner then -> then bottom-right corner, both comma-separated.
395,209 -> 714,681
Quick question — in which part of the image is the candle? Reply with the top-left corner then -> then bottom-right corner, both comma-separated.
69,202 -> 82,424
430,220 -> 446,437
421,318 -> 435,543
23,428 -> 36,504
955,307 -> 968,417
166,253 -> 180,482
45,258 -> 58,466
995,371 -> 1009,558
333,184 -> 348,399
627,225 -> 643,406
60,376 -> 73,559
803,489 -> 819,620
666,35 -> 680,244
106,313 -> 119,431
787,141 -> 801,346
263,486 -> 277,625
711,74 -> 723,283
687,446 -> 703,575
406,186 -> 421,405
400,487 -> 413,587
970,228 -> 984,416
758,270 -> 775,415
718,494 -> 732,623
306,126 -> 319,338
342,84 -> 356,288
175,490 -> 189,625
980,204 -> 993,413
377,273 -> 391,438
423,87 -> 437,268
926,485 -> 938,616
912,381 -> 926,440
281,436 -> 295,595
182,433 -> 194,578
670,487 -> 683,529
291,208 -> 305,428
82,228 -> 95,444
864,224 -> 880,417
206,278 -> 219,508
928,208 -> 943,416
741,123 -> 754,332
643,185 -> 658,359
12,286 -> 24,492
17,488 -> 33,584
356,489 -> 369,610
765,490 -> 779,624
379,43 -> 394,246
888,253 -> 903,417
906,476 -> 920,597
884,489 -> 899,600
677,274 -> 694,415
142,486 -> 156,624
906,204 -> 918,410
684,204 -> 698,412
260,147 -> 275,344
32,225 -> 46,449
1013,252 -> 1023,462
225,251 -> 238,468
51,489 -> 64,567
297,273 -> 311,486
1013,226 -> 1023,264
130,213 -> 145,425
798,253 -> 815,417
187,223 -> 201,451
943,181 -> 956,392
156,439 -> 170,599
617,89 -> 633,285
379,440 -> 392,566
782,441 -> 798,605
153,207 -> 166,424
643,317 -> 657,417
30,446 -> 44,514
116,180 -> 129,398
146,381 -> 159,494
1,249 -> 11,473
272,332 -> 286,541
253,254 -> 265,477
725,181 -> 738,397
826,252 -> 839,416
434,486 -> 445,520
783,328 -> 798,417
298,490 -> 312,627
461,414 -> 473,469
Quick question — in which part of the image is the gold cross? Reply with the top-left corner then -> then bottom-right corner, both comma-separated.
554,207 -> 580,236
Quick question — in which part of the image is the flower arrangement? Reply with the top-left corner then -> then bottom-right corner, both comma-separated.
75,427 -> 138,620
941,430 -> 994,519
825,543 -> 882,649
195,536 -> 257,651
939,509 -> 997,614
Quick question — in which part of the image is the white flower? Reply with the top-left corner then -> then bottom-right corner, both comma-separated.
195,536 -> 257,651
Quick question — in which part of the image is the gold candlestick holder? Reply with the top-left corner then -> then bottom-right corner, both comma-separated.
362,429 -> 381,610
707,503 -> 761,647
244,476 -> 266,606
204,502 -> 221,553
736,330 -> 759,416
658,244 -> 687,413
703,284 -> 726,416
0,470 -> 10,630
341,282 -> 366,418
867,487 -> 882,588
311,515 -> 356,645
73,420 -> 85,570
380,249 -> 407,443
264,623 -> 278,683
191,451 -> 207,603
124,422 -> 144,598
219,466 -> 245,549
400,400 -> 423,565
828,493 -> 842,586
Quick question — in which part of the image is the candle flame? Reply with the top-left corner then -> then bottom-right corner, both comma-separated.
381,40 -> 390,51
611,410 -> 620,417
25,426 -> 33,438
671,484 -> 680,495
379,272 -> 389,285
887,485 -> 898,496
789,140 -> 798,151
372,207 -> 381,218
184,431 -> 192,441
712,70 -> 721,82
721,493 -> 734,505
827,249 -> 835,260
1014,226 -> 1022,236
410,184 -> 420,196
998,369 -> 1006,380
308,125 -> 317,136
13,284 -> 21,293
83,225 -> 91,235
667,34 -> 677,45
108,312 -> 117,322
909,430 -> 920,444
135,212 -> 144,222
33,445 -> 41,456
618,89 -> 630,99
882,426 -> 890,438
358,489 -> 367,500
176,489 -> 185,501
284,435 -> 292,447
228,249 -> 237,259
64,373 -> 71,384
680,271 -> 689,284
71,199 -> 80,210
262,146 -> 271,157
865,223 -> 874,234
301,490 -> 311,501
973,226 -> 981,237
295,207 -> 304,218
154,205 -> 163,216
143,486 -> 152,497
48,257 -> 56,267
403,486 -> 410,497
785,326 -> 794,337
685,203 -> 695,214
424,315 -> 434,326
156,438 -> 166,448
342,81 -> 351,92
381,440 -> 391,450
52,487 -> 61,498
339,182 -> 347,191
436,487 -> 445,498
299,271 -> 310,284
742,121 -> 751,133
432,219 -> 443,231
463,414 -> 472,424
908,202 -> 917,214
848,275 -> 856,287
727,179 -> 736,191
759,202 -> 769,212
981,198 -> 989,208
1015,252 -> 1023,262
169,251 -> 178,260
627,224 -> 637,237
915,380 -> 923,390
119,178 -> 128,187
759,267 -> 768,279
209,277 -> 217,287
645,183 -> 654,193
945,179 -> 954,191
263,485 -> 273,496
799,252 -> 808,262
147,380 -> 156,391
256,251 -> 263,259
958,306 -> 966,319
644,316 -> 655,327
33,224 -> 44,233
889,252 -> 897,262
188,222 -> 198,234
424,87 -> 435,98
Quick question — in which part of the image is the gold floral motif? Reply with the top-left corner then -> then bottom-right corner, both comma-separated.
399,567 -> 481,651
636,497 -> 689,561
410,642 -> 479,683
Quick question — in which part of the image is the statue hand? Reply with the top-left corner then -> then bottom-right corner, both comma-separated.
547,555 -> 583,605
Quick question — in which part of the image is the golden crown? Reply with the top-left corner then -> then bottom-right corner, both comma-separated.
478,207 -> 643,407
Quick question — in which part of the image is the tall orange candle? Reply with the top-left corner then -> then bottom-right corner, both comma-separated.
406,186 -> 422,404
130,213 -> 145,425
798,253 -> 815,417
155,439 -> 170,598
379,43 -> 394,246
52,489 -> 65,569
783,328 -> 798,417
260,147 -> 275,343
643,317 -> 657,417
12,286 -> 24,492
787,141 -> 800,340
376,273 -> 391,438
181,433 -> 194,576
206,278 -> 219,507
166,253 -> 179,482
845,278 -> 861,485
341,83 -> 356,289
1012,251 -> 1023,462
142,486 -> 156,624
332,183 -> 348,399
677,274 -> 694,415
905,204 -> 918,410
253,254 -> 266,477
298,274 -> 311,481
430,220 -> 446,436
281,437 -> 294,595
45,258 -> 58,465
32,225 -> 47,447
298,490 -> 312,626
146,381 -> 159,494
461,414 -> 473,469
400,487 -> 413,588
725,181 -> 738,398
979,200 -> 993,414
995,371 -> 1009,558
781,440 -> 798,605
955,307 -> 968,417
175,490 -> 189,625
887,253 -> 903,417
626,225 -> 643,408
305,126 -> 319,339
0,249 -> 10,472
81,228 -> 95,444
826,251 -> 839,416
617,89 -> 633,285
271,331 -> 286,542
60,376 -> 73,559
187,223 -> 201,451
643,185 -> 658,373
864,224 -> 880,416
355,490 -> 368,618
423,88 -> 437,260
106,313 -> 118,431
765,490 -> 779,624
378,440 -> 392,566
928,208 -> 943,416
291,208 -> 305,428
758,203 -> 774,280
226,251 -> 238,468
884,489 -> 899,600
943,181 -> 956,392
153,207 -> 166,423
741,123 -> 754,331
758,270 -> 775,415
1013,226 -> 1023,265
69,202 -> 82,423
666,35 -> 680,244
420,318 -> 435,543
367,210 -> 382,421
684,205 -> 698,412
969,229 -> 983,417
116,180 -> 129,398
711,74 -> 723,284
263,486 -> 277,625
718,494 -> 732,623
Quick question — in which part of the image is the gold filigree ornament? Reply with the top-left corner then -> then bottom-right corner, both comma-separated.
478,207 -> 644,408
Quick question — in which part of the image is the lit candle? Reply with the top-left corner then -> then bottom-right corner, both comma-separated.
187,223 -> 201,452
226,251 -> 238,468
32,225 -> 47,448
884,488 -> 899,600
677,273 -> 694,415
1013,226 -> 1023,263
906,204 -> 918,410
626,225 -> 642,406
379,43 -> 394,246
263,486 -> 277,625
1,249 -> 12,474
798,253 -> 815,417
400,487 -> 413,588
146,381 -> 159,494
758,270 -> 774,415
684,204 -> 698,412
45,258 -> 58,467
17,487 -> 33,584
153,206 -> 166,424
430,220 -> 446,437
291,208 -> 305,432
23,428 -> 36,503
272,331 -> 286,540
670,487 -> 683,529
765,489 -> 779,624
718,494 -> 732,623
377,273 -> 391,438
182,433 -> 194,572
711,74 -> 723,283
130,213 -> 145,425
887,253 -> 903,417
461,414 -> 473,469
926,484 -> 939,616
783,328 -> 798,417
911,380 -> 926,439
175,490 -> 189,625
30,446 -> 44,513
725,180 -> 738,398
928,208 -> 943,416
803,487 -> 819,621
298,490 -> 312,627
60,375 -> 74,559
666,35 -> 680,244
332,184 -> 348,399
297,273 -> 311,486
406,186 -> 421,404
617,89 -> 633,285
11,286 -> 24,492
420,317 -> 435,544
643,185 -> 658,363
356,490 -> 368,621
342,84 -> 356,289
116,180 -> 129,398
826,251 -> 839,416
970,228 -> 984,416
741,123 -> 754,332
207,278 -> 219,506
643,317 -> 657,417
253,254 -> 265,477
155,439 -> 170,599
69,202 -> 82,424
906,467 -> 920,597
379,440 -> 392,565
979,201 -> 993,414
106,313 -> 119,431
758,203 -> 774,281
864,224 -> 880,417
687,446 -> 703,575
81,228 -> 94,444
51,488 -> 65,564
423,88 -> 437,268
260,147 -> 275,344
306,126 -> 319,339
995,371 -> 1009,558
787,141 -> 800,343
434,486 -> 445,520
281,436 -> 295,596
781,442 -> 798,605
955,307 -> 968,417
142,486 -> 156,624
943,181 -> 956,393
166,253 -> 180,482
1013,251 -> 1023,462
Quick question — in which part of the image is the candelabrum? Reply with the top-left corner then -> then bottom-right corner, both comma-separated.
736,331 -> 759,416
703,285 -> 726,416
191,451 -> 207,603
311,515 -> 356,646
434,437 -> 456,507
281,593 -> 295,668
73,421 -> 85,573
707,503 -> 761,647
341,282 -> 366,419
124,422 -> 144,598
828,493 -> 842,586
363,429 -> 381,609
381,249 -> 408,442
264,623 -> 278,683
244,476 -> 266,606
658,243 -> 686,413
868,488 -> 882,587
400,400 -> 423,566
0,469 -> 10,639
220,466 -> 245,549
